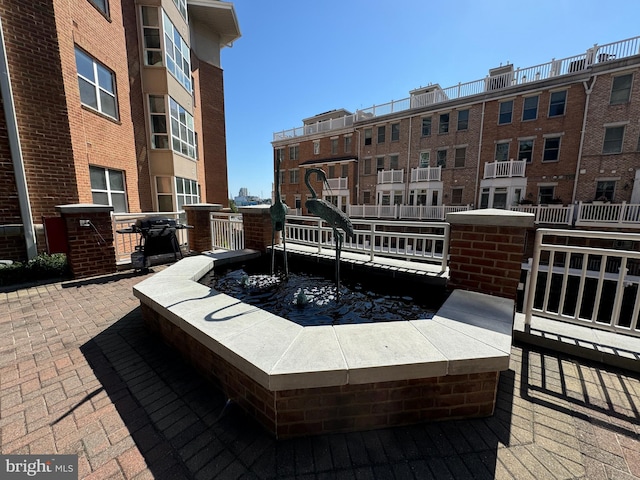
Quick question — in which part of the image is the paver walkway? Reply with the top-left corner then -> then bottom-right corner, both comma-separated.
1,270 -> 639,479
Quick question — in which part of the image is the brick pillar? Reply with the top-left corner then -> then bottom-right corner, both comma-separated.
56,204 -> 116,279
184,203 -> 222,253
446,209 -> 534,300
238,205 -> 275,252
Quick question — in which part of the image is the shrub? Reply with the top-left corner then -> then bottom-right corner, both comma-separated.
0,253 -> 70,287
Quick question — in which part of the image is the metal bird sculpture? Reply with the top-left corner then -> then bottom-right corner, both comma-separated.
270,157 -> 288,277
304,168 -> 354,291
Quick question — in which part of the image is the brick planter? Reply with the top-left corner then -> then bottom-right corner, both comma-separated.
184,203 -> 223,253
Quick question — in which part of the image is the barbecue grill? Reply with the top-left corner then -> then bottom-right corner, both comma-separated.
117,216 -> 192,269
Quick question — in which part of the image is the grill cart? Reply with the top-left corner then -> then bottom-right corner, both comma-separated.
117,216 -> 192,269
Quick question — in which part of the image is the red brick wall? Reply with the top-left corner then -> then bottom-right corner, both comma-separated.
448,224 -> 526,300
241,208 -> 275,252
185,207 -> 212,253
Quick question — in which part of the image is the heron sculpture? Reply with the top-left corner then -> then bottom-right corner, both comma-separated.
304,168 -> 354,291
270,157 -> 288,277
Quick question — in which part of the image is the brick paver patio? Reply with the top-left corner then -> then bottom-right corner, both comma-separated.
1,270 -> 639,479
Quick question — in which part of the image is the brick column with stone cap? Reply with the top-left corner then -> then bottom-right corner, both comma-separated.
446,208 -> 534,300
184,204 -> 223,253
56,204 -> 116,279
238,205 -> 276,252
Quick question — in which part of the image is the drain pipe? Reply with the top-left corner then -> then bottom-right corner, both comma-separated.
0,16 -> 37,259
572,75 -> 597,204
473,100 -> 487,207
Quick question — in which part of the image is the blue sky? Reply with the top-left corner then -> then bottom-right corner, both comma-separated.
221,0 -> 640,200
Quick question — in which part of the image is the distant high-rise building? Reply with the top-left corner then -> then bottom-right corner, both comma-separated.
239,187 -> 249,197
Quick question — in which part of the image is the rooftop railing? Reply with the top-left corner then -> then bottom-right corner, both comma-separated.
273,36 -> 640,141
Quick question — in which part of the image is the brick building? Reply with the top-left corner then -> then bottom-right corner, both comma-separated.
0,0 -> 240,261
272,37 -> 640,217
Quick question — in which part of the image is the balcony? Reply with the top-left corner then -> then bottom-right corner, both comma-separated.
326,177 -> 348,190
377,169 -> 404,184
410,166 -> 441,182
484,160 -> 526,179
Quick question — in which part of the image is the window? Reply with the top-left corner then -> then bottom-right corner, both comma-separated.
498,100 -> 513,124
341,164 -> 348,177
454,147 -> 466,168
389,155 -> 399,170
548,90 -> 566,117
377,126 -> 385,143
376,157 -> 385,172
543,137 -> 561,162
522,96 -> 538,121
331,138 -> 338,154
156,177 -> 173,211
289,145 -> 299,160
176,177 -> 199,210
328,165 -> 336,178
289,169 -> 299,184
275,148 -> 284,162
279,170 -> 286,185
172,0 -> 187,20
364,158 -> 371,174
344,136 -> 352,153
90,166 -> 127,212
538,186 -> 555,204
149,95 -> 168,149
603,126 -> 625,154
419,152 -> 430,168
391,123 -> 400,141
610,74 -> 632,104
163,10 -> 191,92
457,110 -> 469,131
451,188 -> 463,205
595,180 -> 616,201
495,142 -> 509,161
421,117 -> 432,136
439,113 -> 449,134
436,150 -> 447,167
89,0 -> 109,16
313,141 -> 320,155
141,7 -> 162,66
363,191 -> 371,204
364,128 -> 372,145
169,97 -> 196,159
75,47 -> 118,119
518,139 -> 533,163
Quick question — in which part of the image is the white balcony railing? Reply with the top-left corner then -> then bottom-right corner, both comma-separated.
484,159 -> 526,179
377,169 -> 404,184
524,228 -> 640,338
410,166 -> 441,182
211,212 -> 244,250
348,204 -> 471,220
326,177 -> 348,190
511,205 -> 574,225
576,202 -> 640,227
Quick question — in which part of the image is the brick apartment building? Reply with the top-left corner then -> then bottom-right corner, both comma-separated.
272,37 -> 640,217
0,0 -> 239,261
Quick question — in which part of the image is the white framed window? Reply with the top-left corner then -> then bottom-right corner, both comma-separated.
344,136 -> 352,153
454,147 -> 466,168
289,169 -> 299,184
451,187 -> 463,205
331,138 -> 338,154
313,141 -> 320,155
518,139 -> 534,163
548,90 -> 567,117
419,151 -> 430,167
595,180 -> 616,201
75,47 -> 118,119
522,96 -> 538,121
289,145 -> 299,160
436,149 -> 447,167
421,117 -> 432,136
156,176 -> 173,211
439,113 -> 449,134
275,148 -> 284,162
389,155 -> 399,170
498,100 -> 513,124
156,176 -> 200,211
172,0 -> 187,21
176,177 -> 199,209
543,137 -> 561,162
90,166 -> 127,212
391,123 -> 400,141
169,97 -> 196,159
603,126 -> 625,154
610,74 -> 632,105
141,6 -> 163,66
495,142 -> 509,161
457,110 -> 469,131
149,95 -> 168,149
163,10 -> 191,92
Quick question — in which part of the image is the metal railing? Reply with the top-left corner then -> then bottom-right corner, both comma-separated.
410,166 -> 441,182
510,205 -> 574,225
285,215 -> 449,271
112,211 -> 188,264
348,204 -> 471,220
576,201 -> 640,227
377,169 -> 404,184
211,212 -> 244,250
484,160 -> 526,179
273,36 -> 640,141
524,228 -> 640,337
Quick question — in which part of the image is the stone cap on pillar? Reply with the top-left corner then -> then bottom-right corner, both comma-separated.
183,203 -> 223,212
238,205 -> 271,216
446,208 -> 534,228
55,204 -> 114,214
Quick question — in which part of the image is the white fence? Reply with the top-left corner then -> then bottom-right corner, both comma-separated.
410,166 -> 441,182
524,228 -> 640,338
211,212 -> 244,250
484,160 -> 526,179
510,205 -> 574,225
285,215 -> 449,271
112,211 -> 188,264
348,204 -> 471,220
377,169 -> 404,184
576,202 -> 640,227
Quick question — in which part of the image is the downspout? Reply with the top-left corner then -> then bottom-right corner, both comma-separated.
573,75 -> 597,204
406,117 -> 412,204
474,100 -> 487,208
0,16 -> 37,259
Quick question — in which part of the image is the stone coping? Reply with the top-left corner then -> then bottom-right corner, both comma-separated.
133,251 -> 514,391
446,208 -> 534,228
